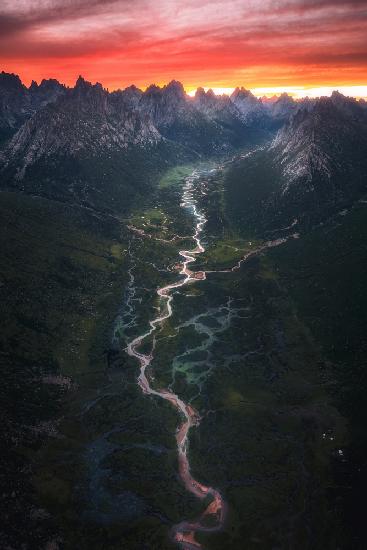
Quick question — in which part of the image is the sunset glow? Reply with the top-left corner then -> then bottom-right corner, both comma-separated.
1,0 -> 367,95
187,86 -> 367,99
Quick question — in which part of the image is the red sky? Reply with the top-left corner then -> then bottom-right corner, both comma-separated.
1,0 -> 367,95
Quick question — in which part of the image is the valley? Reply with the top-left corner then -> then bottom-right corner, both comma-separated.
12,151 -> 348,550
1,73 -> 367,549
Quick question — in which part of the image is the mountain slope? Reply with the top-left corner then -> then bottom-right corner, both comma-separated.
0,75 -> 275,213
0,71 -> 65,145
3,77 -> 160,172
0,72 -> 31,144
271,92 -> 367,222
0,77 -> 188,213
230,87 -> 269,126
139,81 -> 261,153
223,92 -> 367,235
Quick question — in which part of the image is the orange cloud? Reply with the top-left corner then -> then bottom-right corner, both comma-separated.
1,0 -> 366,91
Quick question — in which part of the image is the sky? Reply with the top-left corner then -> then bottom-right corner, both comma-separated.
1,0 -> 367,98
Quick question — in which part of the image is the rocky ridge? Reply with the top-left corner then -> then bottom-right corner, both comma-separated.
272,91 -> 367,193
1,72 -> 367,220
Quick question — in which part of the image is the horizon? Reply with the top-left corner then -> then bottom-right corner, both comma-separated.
4,70 -> 367,100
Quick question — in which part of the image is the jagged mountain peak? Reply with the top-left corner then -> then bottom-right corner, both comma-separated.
73,75 -> 103,93
164,80 -> 186,95
230,86 -> 266,125
192,86 -> 235,119
124,84 -> 143,94
193,87 -> 220,101
0,72 -> 31,138
143,83 -> 162,98
69,76 -> 107,114
29,80 -> 39,91
330,89 -> 352,103
75,74 -> 88,88
0,72 -> 67,140
261,95 -> 279,104
263,92 -> 297,122
194,87 -> 220,101
328,90 -> 362,115
277,92 -> 294,100
143,81 -> 187,103
302,93 -> 363,125
206,88 -> 216,97
231,87 -> 256,101
114,85 -> 143,108
194,86 -> 206,98
139,80 -> 190,129
28,78 -> 65,94
40,78 -> 64,89
0,71 -> 26,93
270,93 -> 295,110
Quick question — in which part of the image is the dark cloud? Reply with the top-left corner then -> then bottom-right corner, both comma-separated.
0,0 -> 140,37
277,0 -> 367,11
1,0 -> 366,90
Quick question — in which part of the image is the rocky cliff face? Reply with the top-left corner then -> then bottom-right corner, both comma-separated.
0,76 -> 264,174
273,92 -> 367,189
1,72 -> 306,166
265,93 -> 297,122
0,72 -> 31,141
139,80 -> 188,128
230,87 -> 268,126
29,78 -> 66,110
0,72 -> 66,143
2,77 -> 161,180
112,85 -> 143,110
268,92 -> 367,224
193,87 -> 238,120
137,81 -> 255,153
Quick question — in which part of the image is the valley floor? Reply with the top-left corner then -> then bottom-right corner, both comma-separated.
1,148 -> 366,549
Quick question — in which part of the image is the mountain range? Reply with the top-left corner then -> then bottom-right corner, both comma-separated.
1,71 -> 366,221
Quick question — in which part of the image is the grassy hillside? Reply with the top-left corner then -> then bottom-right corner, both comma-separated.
1,141 -> 191,215
267,204 -> 367,548
0,190 -> 130,548
213,151 -> 367,548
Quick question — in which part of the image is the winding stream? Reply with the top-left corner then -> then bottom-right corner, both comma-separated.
126,171 -> 225,549
126,167 -> 299,549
